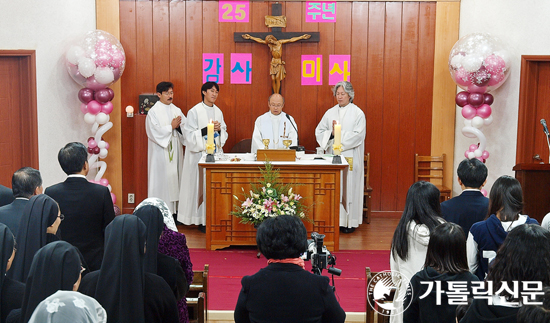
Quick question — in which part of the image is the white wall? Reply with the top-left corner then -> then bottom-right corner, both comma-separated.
0,0 -> 96,187
454,0 -> 550,194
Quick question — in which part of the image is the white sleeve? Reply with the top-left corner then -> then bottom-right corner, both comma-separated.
182,109 -> 205,152
315,112 -> 333,150
251,117 -> 263,153
341,110 -> 366,152
541,213 -> 550,231
466,231 -> 479,274
289,116 -> 298,147
217,110 -> 228,148
145,112 -> 173,149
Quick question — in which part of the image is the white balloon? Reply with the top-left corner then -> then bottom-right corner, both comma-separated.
464,119 -> 472,127
484,115 -> 494,125
66,46 -> 85,65
99,148 -> 108,158
94,67 -> 114,85
474,149 -> 483,157
468,152 -> 476,159
476,42 -> 493,57
84,113 -> 96,124
450,54 -> 464,69
95,112 -> 110,125
462,55 -> 483,72
98,140 -> 106,149
472,116 -> 484,128
78,57 -> 96,78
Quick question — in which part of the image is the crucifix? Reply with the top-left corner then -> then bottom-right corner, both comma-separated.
235,2 -> 320,94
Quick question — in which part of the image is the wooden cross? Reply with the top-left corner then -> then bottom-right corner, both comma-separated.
235,3 -> 320,93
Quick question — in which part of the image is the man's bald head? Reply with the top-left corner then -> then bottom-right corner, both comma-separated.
268,94 -> 285,115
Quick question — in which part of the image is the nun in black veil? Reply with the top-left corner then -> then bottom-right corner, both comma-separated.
79,214 -> 179,323
134,205 -> 188,300
8,240 -> 82,323
0,224 -> 25,323
8,195 -> 62,283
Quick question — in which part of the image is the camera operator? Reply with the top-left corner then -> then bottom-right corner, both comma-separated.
234,215 -> 346,323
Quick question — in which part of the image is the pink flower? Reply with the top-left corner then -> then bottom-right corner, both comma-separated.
281,194 -> 289,202
294,194 -> 302,201
263,198 -> 275,212
242,198 -> 253,208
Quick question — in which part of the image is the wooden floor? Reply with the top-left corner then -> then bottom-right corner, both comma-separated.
178,212 -> 400,251
179,213 -> 400,322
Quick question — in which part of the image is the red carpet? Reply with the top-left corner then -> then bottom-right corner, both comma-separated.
189,247 -> 391,313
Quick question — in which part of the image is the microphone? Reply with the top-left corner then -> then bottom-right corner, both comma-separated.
285,113 -> 300,146
541,119 -> 550,136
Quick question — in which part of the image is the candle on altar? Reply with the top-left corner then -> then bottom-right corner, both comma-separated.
207,119 -> 214,146
334,121 -> 341,146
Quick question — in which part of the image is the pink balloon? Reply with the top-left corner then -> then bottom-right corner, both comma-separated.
455,91 -> 469,107
111,193 -> 117,204
462,105 -> 476,120
106,88 -> 115,101
472,67 -> 490,87
482,150 -> 490,159
469,144 -> 478,152
488,71 -> 505,86
105,142 -> 110,150
94,89 -> 111,104
468,93 -> 484,108
110,50 -> 125,69
80,103 -> 88,114
95,51 -> 112,68
476,104 -> 492,118
467,84 -> 488,94
476,157 -> 484,162
85,76 -> 108,91
78,88 -> 94,104
484,54 -> 506,75
464,150 -> 469,158
481,189 -> 488,197
88,139 -> 98,149
99,178 -> 109,186
454,68 -> 471,87
101,101 -> 114,114
484,93 -> 494,105
95,40 -> 111,51
87,100 -> 101,115
93,147 -> 100,155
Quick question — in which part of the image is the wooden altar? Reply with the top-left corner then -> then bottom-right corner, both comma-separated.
200,155 -> 348,251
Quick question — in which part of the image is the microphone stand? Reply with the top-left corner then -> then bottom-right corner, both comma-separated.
285,113 -> 300,146
546,134 -> 550,164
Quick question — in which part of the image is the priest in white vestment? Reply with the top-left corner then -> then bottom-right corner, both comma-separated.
251,93 -> 298,153
178,82 -> 228,227
315,81 -> 366,233
145,81 -> 186,215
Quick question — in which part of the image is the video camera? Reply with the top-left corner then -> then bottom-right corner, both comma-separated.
303,232 -> 342,277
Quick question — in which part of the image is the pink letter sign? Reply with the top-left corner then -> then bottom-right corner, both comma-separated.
306,2 -> 337,23
301,55 -> 322,86
219,1 -> 249,22
203,53 -> 224,84
230,53 -> 252,84
329,55 -> 350,85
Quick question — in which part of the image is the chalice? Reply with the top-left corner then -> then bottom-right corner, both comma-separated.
282,139 -> 292,149
262,139 -> 270,149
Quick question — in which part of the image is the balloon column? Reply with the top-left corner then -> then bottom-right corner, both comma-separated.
65,30 -> 126,204
449,33 -> 510,165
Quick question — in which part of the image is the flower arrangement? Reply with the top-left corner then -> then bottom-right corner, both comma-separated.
232,161 -> 310,226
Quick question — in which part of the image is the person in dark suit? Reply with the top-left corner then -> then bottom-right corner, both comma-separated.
0,167 -> 43,237
234,215 -> 346,323
0,185 -> 13,208
440,158 -> 488,234
45,142 -> 115,272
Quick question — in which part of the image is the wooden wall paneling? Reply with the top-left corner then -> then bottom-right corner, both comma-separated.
153,1 -> 171,84
318,17 -> 336,122
169,1 -> 188,110
16,53 -> 38,169
218,17 -> 237,149
364,2 -> 385,211
136,1 -> 154,95
380,2 -> 402,211
281,1 -> 303,148
250,2 -> 271,131
233,16 -> 253,145
395,2 -> 419,209
533,63 -> 550,162
301,2 -> 319,151
334,2 -> 352,55
416,2 -> 436,157
96,0 -> 122,209
186,1 -> 204,110
119,0 -> 138,211
431,2 -> 459,191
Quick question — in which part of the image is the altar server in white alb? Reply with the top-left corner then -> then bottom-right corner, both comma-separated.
145,81 -> 186,215
251,93 -> 298,153
178,82 -> 227,228
315,81 -> 366,233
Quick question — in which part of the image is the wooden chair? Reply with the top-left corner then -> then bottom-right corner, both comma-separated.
230,138 -> 252,153
366,267 -> 390,323
187,264 -> 209,323
414,154 -> 452,202
363,153 -> 373,224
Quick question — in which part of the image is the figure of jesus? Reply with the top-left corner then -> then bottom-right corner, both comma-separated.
242,33 -> 311,94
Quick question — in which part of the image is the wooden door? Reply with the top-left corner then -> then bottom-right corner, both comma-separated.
0,51 -> 38,186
